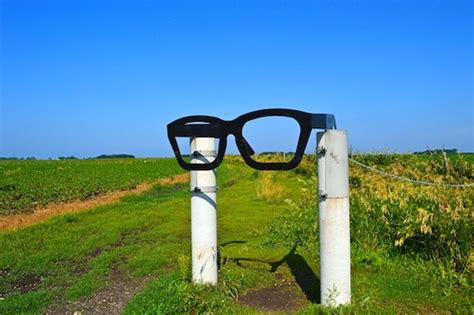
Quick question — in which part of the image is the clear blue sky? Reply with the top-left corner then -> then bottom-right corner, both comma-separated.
1,0 -> 472,158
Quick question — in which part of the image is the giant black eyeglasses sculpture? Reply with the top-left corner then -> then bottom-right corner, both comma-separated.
167,108 -> 336,170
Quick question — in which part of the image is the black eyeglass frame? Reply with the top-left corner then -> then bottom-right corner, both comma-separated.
167,108 -> 336,171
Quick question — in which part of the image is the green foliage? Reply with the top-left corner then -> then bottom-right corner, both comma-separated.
0,158 -> 183,215
0,155 -> 472,314
350,154 -> 473,273
261,176 -> 318,253
264,153 -> 473,287
0,290 -> 53,314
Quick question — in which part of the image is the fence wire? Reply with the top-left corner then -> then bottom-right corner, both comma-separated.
349,158 -> 474,188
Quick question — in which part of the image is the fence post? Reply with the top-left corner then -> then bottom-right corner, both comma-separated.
317,130 -> 351,306
190,137 -> 218,284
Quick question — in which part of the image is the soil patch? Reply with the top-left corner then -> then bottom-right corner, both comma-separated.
0,271 -> 43,298
238,273 -> 308,312
0,173 -> 189,231
45,267 -> 150,315
87,247 -> 103,259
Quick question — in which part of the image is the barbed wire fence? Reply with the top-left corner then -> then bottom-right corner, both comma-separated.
348,158 -> 474,188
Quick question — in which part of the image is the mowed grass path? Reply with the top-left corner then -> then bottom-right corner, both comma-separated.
0,160 -> 295,313
0,158 -> 471,313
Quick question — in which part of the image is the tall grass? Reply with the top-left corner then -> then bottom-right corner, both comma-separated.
263,154 -> 473,288
255,171 -> 286,203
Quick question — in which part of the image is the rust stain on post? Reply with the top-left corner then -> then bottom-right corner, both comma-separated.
330,151 -> 339,163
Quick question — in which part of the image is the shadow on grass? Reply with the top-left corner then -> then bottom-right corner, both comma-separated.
222,242 -> 320,303
143,183 -> 188,197
220,240 -> 248,247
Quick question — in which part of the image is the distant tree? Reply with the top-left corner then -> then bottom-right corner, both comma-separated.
414,149 -> 458,155
58,156 -> 78,160
96,154 -> 135,159
258,151 -> 294,155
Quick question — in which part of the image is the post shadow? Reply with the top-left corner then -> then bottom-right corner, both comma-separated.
269,243 -> 320,303
218,240 -> 248,270
222,241 -> 320,303
190,192 -> 217,209
285,250 -> 320,303
220,240 -> 248,247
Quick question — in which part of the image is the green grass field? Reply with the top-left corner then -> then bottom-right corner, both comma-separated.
0,158 -> 183,215
0,155 -> 472,313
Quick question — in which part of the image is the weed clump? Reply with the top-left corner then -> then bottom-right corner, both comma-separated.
255,172 -> 286,203
123,256 -> 247,314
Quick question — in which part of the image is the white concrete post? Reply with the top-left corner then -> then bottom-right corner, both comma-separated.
317,130 -> 351,306
190,137 -> 218,284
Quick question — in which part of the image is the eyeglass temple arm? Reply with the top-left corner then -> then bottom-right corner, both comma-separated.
311,114 -> 336,130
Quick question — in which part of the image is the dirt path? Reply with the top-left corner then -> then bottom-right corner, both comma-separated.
238,273 -> 309,312
0,173 -> 189,231
44,267 -> 151,315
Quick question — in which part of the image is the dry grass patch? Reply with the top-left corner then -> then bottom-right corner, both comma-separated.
256,172 -> 286,203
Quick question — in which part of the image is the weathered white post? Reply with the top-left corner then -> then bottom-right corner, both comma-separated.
190,137 -> 218,284
317,130 -> 351,306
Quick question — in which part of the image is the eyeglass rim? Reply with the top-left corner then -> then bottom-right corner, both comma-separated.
167,108 -> 336,170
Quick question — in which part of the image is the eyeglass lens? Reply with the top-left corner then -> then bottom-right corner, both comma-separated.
241,116 -> 301,163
